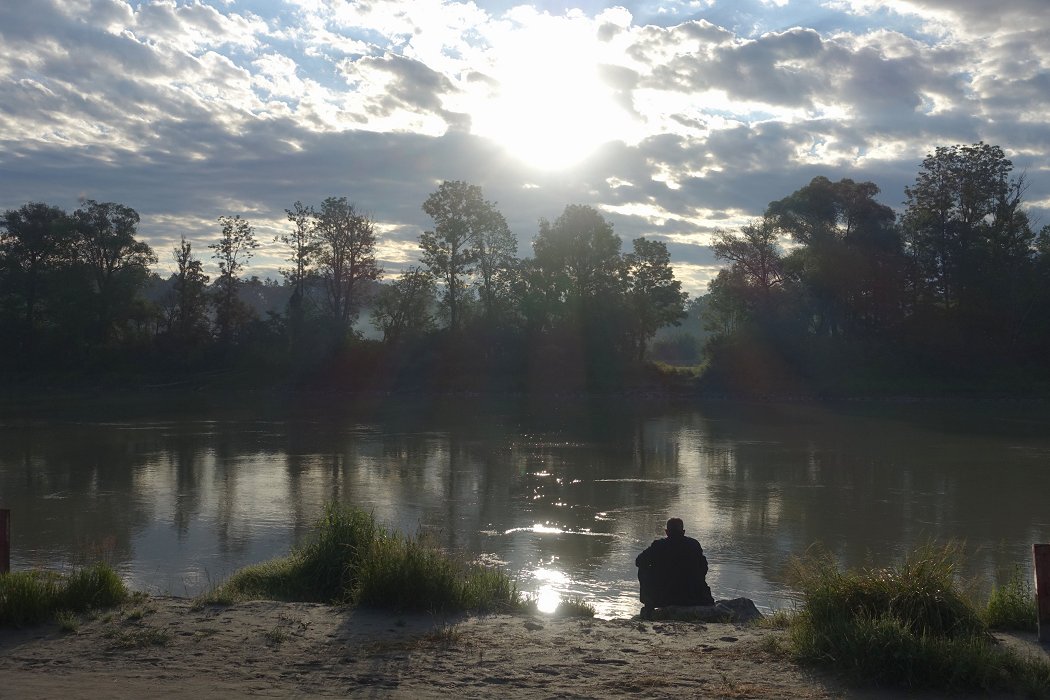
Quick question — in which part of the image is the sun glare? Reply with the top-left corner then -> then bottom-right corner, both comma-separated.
472,32 -> 633,170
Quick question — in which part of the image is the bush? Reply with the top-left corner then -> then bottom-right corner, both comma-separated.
0,562 -> 128,627
205,504 -> 520,613
787,543 -> 1050,696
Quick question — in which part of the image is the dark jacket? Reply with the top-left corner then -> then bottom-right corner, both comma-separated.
636,534 -> 713,606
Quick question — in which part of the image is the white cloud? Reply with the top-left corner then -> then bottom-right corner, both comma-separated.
2,0 -> 1050,296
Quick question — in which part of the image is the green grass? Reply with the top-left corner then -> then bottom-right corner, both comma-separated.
200,504 -> 520,613
985,565 -> 1037,632
0,562 -> 128,627
521,595 -> 596,618
785,544 -> 1050,697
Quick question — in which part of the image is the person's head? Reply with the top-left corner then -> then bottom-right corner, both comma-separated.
665,517 -> 685,537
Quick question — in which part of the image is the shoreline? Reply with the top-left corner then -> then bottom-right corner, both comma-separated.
3,595 -> 1046,698
0,595 -> 862,699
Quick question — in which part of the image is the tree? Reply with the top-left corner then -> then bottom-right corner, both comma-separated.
168,236 -> 210,347
0,202 -> 74,340
210,214 -> 258,344
312,197 -> 381,331
473,208 -> 517,322
902,142 -> 1032,310
766,176 -> 902,336
901,143 -> 1035,358
278,201 -> 316,322
420,181 -> 510,330
624,238 -> 686,361
73,200 -> 157,342
532,204 -> 625,308
710,220 -> 783,311
702,267 -> 751,337
370,267 -> 436,345
530,205 -> 630,372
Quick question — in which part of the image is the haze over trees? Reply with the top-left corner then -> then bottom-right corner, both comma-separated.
2,142 -> 1050,394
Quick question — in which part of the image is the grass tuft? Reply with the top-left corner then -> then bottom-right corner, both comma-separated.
786,543 -> 1050,697
555,596 -> 596,618
985,566 -> 1037,632
0,562 -> 128,627
201,504 -> 520,613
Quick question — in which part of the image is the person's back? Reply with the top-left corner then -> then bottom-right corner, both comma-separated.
636,517 -> 714,611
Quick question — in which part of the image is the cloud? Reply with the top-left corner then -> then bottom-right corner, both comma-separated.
2,0 -> 1050,298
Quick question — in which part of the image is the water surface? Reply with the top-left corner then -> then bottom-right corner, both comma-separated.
2,397 -> 1047,618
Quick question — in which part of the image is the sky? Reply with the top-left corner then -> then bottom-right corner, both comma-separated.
2,0 -> 1049,297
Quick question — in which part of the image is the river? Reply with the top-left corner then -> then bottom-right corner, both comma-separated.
2,396 -> 1048,618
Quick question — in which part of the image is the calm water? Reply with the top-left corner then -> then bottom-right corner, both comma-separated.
2,397 -> 1048,618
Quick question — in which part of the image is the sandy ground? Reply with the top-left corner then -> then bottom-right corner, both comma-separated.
0,596 -> 1046,699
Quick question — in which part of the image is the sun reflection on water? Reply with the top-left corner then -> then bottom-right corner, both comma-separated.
531,566 -> 569,614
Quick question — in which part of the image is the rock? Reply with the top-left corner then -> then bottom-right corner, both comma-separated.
640,598 -> 764,624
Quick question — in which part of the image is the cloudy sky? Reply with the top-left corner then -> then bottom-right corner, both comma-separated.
2,0 -> 1048,296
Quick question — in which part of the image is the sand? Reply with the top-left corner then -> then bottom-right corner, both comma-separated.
0,596 -> 1043,699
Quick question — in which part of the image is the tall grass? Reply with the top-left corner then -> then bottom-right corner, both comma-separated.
985,565 -> 1037,632
204,504 -> 520,613
0,562 -> 128,627
786,544 -> 1050,697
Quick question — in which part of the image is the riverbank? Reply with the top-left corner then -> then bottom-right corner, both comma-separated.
0,595 -> 884,699
3,597 -> 1048,699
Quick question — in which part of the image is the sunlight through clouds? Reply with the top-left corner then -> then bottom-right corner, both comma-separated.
3,0 -> 1050,297
467,8 -> 641,169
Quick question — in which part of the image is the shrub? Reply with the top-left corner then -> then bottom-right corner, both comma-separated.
205,504 -> 519,613
786,543 -> 1050,696
0,563 -> 128,627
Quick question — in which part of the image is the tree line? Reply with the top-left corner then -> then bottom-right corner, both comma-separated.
4,142 -> 1048,394
703,142 -> 1050,393
0,183 -> 686,391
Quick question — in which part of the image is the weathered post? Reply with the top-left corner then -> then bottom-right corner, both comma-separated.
1036,544 -> 1050,643
0,509 -> 9,575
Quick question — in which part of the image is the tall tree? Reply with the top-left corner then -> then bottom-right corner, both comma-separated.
473,208 -> 517,321
624,237 -> 687,361
0,202 -> 74,340
902,142 -> 1035,358
210,214 -> 258,344
902,142 -> 1031,310
312,197 -> 381,329
420,181 -> 509,330
532,204 -> 625,308
278,201 -> 316,318
168,236 -> 210,347
73,200 -> 157,341
710,220 -> 783,311
767,176 -> 902,336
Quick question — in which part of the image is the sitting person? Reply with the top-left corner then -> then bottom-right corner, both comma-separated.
636,517 -> 714,616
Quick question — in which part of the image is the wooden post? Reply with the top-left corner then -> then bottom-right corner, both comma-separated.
0,509 -> 9,575
1036,544 -> 1050,643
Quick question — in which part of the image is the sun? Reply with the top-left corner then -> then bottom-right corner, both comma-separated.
471,35 -> 633,171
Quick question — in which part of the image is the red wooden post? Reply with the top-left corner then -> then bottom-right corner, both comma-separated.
0,509 -> 9,575
1036,544 -> 1050,643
